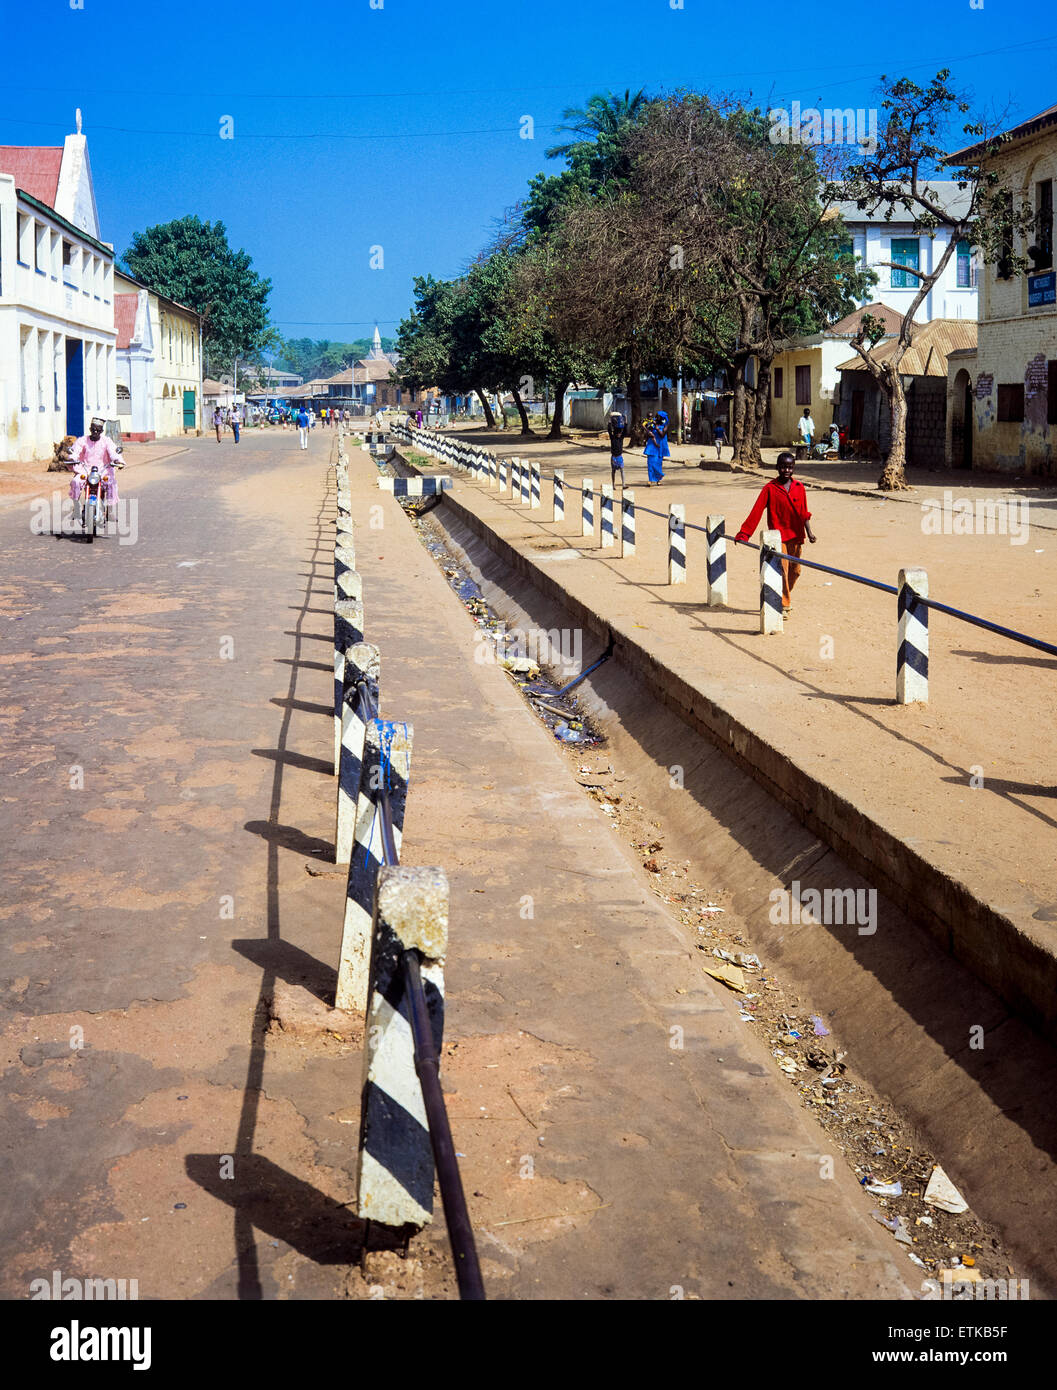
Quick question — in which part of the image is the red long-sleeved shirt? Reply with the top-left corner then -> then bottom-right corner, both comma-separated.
735,479 -> 812,544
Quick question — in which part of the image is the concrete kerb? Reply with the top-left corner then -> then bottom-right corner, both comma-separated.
388,447 -> 1057,1048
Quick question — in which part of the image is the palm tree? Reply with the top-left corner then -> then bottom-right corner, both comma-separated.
544,89 -> 651,162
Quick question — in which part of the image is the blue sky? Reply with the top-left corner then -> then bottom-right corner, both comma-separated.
6,0 -> 1057,345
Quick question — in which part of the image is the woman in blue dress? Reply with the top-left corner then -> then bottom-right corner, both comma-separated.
644,410 -> 670,485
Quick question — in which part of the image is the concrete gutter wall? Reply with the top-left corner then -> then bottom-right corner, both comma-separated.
391,450 -> 1057,1047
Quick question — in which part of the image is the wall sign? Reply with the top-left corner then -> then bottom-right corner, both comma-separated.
1028,271 -> 1056,307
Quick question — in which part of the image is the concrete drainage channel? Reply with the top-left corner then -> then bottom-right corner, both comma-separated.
375,449 -> 1057,1299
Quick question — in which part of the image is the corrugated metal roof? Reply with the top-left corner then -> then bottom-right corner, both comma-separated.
836,318 -> 977,375
825,302 -> 904,338
832,180 -> 973,224
0,145 -> 63,206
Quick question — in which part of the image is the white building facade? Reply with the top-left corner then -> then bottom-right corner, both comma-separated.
0,131 -> 117,461
836,182 -> 980,323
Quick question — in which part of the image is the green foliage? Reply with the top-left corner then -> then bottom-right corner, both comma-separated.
121,215 -> 273,376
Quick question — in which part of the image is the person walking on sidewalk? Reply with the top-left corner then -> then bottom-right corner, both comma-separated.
297,405 -> 310,450
213,405 -> 223,443
606,410 -> 627,488
644,410 -> 670,485
712,418 -> 727,459
230,404 -> 241,444
735,451 -> 817,612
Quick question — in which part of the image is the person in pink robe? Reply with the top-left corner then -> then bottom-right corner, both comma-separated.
69,419 -> 122,505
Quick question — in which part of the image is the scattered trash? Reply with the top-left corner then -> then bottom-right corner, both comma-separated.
703,961 -> 748,993
643,857 -> 662,873
811,1016 -> 830,1036
778,1057 -> 798,1074
864,1179 -> 903,1198
924,1165 -> 968,1214
174,1203 -> 187,1210
907,1253 -> 926,1268
915,1216 -> 933,1227
734,952 -> 761,970
554,722 -> 582,743
892,1216 -> 913,1245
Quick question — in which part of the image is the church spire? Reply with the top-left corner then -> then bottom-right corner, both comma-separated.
370,324 -> 383,359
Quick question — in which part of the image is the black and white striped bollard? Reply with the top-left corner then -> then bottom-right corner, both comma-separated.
520,458 -> 531,506
706,514 -> 727,607
530,459 -> 541,509
336,642 -> 380,863
334,587 -> 365,773
621,490 -> 636,557
582,479 -> 594,537
668,504 -> 686,584
358,863 -> 447,1228
897,567 -> 928,704
553,469 -> 565,522
600,484 -> 615,547
335,718 -> 413,1012
759,528 -> 784,634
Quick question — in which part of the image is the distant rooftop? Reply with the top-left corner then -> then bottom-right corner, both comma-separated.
833,180 -> 973,225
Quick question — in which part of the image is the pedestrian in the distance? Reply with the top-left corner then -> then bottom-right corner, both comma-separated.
799,407 -> 814,452
230,404 -> 241,444
297,405 -> 310,450
606,410 -> 627,488
416,408 -> 423,428
644,410 -> 669,485
213,406 -> 223,443
713,418 -> 727,459
734,451 -> 817,613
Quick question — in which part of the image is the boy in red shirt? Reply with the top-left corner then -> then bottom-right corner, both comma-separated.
735,451 -> 817,611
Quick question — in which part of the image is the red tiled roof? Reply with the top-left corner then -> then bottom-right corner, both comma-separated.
0,145 -> 63,206
114,294 -> 138,350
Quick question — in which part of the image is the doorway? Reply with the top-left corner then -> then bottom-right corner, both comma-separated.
850,389 -> 865,440
64,338 -> 84,438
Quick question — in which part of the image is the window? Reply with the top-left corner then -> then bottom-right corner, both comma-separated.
54,336 -> 62,410
795,364 -> 811,404
35,223 -> 47,273
18,214 -> 32,264
891,237 -> 920,289
62,240 -> 76,286
956,240 -> 974,288
997,383 -> 1024,422
1034,180 -> 1054,271
773,367 -> 784,399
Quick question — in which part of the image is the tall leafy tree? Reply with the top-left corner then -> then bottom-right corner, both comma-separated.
121,215 -> 273,380
834,70 -> 1033,489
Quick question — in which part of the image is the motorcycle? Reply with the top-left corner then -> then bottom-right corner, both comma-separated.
70,448 -> 123,542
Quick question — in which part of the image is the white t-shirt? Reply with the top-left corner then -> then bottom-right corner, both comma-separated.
798,415 -> 814,440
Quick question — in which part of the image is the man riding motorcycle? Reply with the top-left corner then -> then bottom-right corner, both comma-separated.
69,418 -> 124,524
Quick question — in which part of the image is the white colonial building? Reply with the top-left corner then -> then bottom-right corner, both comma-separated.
0,123 -> 118,461
835,181 -> 980,322
114,269 -> 203,440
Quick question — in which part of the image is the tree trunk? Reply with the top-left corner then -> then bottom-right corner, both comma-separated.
878,368 -> 911,491
511,386 -> 535,436
475,388 -> 496,430
730,357 -> 750,465
548,380 -> 568,440
748,357 -> 771,466
627,356 -> 644,445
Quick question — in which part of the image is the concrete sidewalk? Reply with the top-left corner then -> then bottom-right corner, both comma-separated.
346,445 -> 910,1299
396,429 -> 1057,1050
